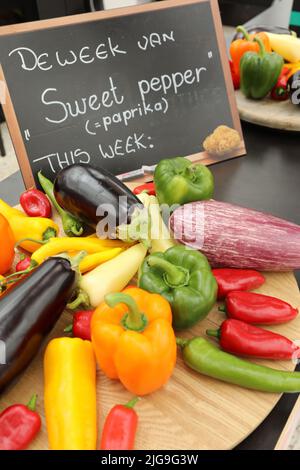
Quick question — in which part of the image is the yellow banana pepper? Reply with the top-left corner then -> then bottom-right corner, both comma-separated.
32,237 -> 128,265
10,216 -> 58,253
0,198 -> 26,220
266,33 -> 300,63
79,248 -> 123,273
44,337 -> 97,450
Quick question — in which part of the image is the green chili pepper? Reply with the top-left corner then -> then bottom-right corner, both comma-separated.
138,245 -> 217,330
177,336 -> 300,393
154,157 -> 214,207
240,37 -> 284,99
38,172 -> 84,237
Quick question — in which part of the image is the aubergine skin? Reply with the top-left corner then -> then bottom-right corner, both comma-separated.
0,257 -> 76,393
54,164 -> 141,228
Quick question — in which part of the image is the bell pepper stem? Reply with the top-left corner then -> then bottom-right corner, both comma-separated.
124,397 -> 140,409
105,293 -> 148,332
176,337 -> 189,348
67,290 -> 91,310
146,256 -> 189,288
236,25 -> 251,41
27,394 -> 38,412
206,328 -> 221,340
218,305 -> 226,313
254,36 -> 266,57
64,324 -> 73,333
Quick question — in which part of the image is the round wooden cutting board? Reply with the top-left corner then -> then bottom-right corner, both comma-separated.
1,210 -> 300,450
236,90 -> 300,132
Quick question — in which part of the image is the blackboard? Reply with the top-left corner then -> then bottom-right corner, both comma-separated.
0,0 -> 245,189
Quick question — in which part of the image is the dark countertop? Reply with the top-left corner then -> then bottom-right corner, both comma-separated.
1,120 -> 300,449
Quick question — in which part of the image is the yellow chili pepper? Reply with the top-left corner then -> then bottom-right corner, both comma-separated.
10,216 -> 59,253
44,337 -> 97,450
32,237 -> 128,265
0,198 -> 26,220
79,248 -> 123,273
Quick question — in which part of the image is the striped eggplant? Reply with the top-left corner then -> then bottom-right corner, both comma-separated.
170,200 -> 300,271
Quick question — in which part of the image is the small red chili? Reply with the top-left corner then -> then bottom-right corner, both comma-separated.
212,268 -> 265,300
229,60 -> 240,90
64,310 -> 94,341
20,189 -> 52,218
220,291 -> 298,325
100,397 -> 139,450
133,182 -> 156,196
15,256 -> 32,272
271,66 -> 290,101
0,394 -> 41,450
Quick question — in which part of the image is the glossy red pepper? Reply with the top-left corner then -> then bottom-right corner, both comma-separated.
207,318 -> 300,360
64,309 -> 94,341
229,60 -> 240,89
15,255 -> 31,272
221,291 -> 298,325
100,398 -> 139,450
271,66 -> 290,101
0,394 -> 41,450
133,182 -> 156,196
20,189 -> 52,218
212,268 -> 265,300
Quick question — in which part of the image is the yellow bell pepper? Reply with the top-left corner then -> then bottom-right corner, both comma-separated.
44,337 -> 97,450
79,247 -> 123,273
10,216 -> 59,253
0,198 -> 26,220
32,237 -> 128,265
266,33 -> 300,63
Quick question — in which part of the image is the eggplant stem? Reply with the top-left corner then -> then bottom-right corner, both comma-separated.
67,290 -> 91,310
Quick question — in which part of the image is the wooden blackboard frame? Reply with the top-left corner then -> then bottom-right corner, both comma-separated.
0,0 -> 245,189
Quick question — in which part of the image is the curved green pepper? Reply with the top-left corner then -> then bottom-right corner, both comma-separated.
154,157 -> 214,207
240,37 -> 284,99
138,245 -> 217,330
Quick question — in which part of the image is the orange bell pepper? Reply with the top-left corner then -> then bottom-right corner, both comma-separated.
91,287 -> 176,396
0,214 -> 15,275
230,26 -> 271,75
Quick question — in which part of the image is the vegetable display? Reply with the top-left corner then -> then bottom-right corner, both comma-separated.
0,395 -> 41,450
100,398 -> 139,450
154,157 -> 214,206
44,337 -> 97,450
0,214 -> 15,275
138,245 -> 217,330
91,287 -> 176,395
0,257 -> 76,393
207,319 -> 300,360
20,189 -> 52,218
220,291 -> 298,325
177,337 -> 300,393
170,200 -> 300,271
212,268 -> 265,300
240,37 -> 283,100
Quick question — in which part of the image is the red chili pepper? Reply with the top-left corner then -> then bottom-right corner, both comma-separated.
229,60 -> 240,90
64,310 -> 94,340
220,291 -> 298,325
15,255 -> 31,272
207,318 -> 300,360
0,394 -> 41,450
20,189 -> 52,218
271,66 -> 290,101
100,397 -> 139,450
133,182 -> 156,196
212,268 -> 265,300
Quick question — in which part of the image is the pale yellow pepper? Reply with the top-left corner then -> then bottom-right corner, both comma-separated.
44,337 -> 97,450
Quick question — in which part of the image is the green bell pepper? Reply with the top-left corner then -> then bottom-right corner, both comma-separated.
240,37 -> 284,99
138,245 -> 217,330
154,157 -> 214,207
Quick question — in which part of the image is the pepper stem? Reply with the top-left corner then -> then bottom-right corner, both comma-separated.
218,305 -> 226,313
206,328 -> 221,340
27,394 -> 38,412
236,25 -> 251,41
146,256 -> 189,288
254,36 -> 266,57
67,290 -> 91,310
43,227 -> 57,241
124,397 -> 140,409
105,293 -> 148,332
176,337 -> 189,348
64,324 -> 73,334
14,237 -> 47,250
